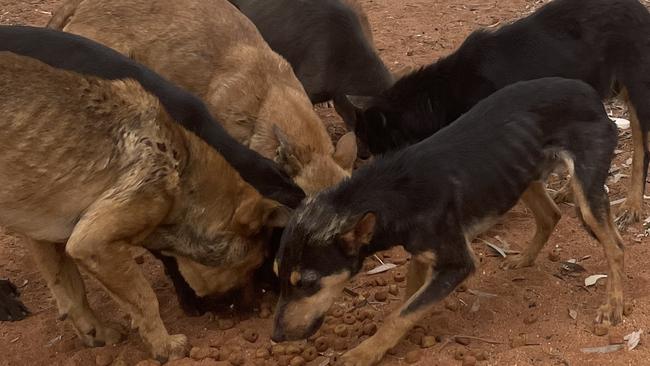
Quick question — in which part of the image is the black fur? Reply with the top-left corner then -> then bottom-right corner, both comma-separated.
230,0 -> 393,128
0,25 -> 305,209
355,0 -> 650,157
274,78 -> 617,340
0,279 -> 28,321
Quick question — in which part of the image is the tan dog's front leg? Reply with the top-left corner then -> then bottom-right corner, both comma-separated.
24,237 -> 122,347
65,193 -> 188,362
343,236 -> 475,366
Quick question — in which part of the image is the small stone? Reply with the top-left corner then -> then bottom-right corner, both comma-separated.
242,329 -> 259,343
289,356 -> 305,366
255,348 -> 270,359
623,302 -> 634,316
462,355 -> 477,366
393,271 -> 406,283
217,318 -> 235,330
259,308 -> 272,319
475,350 -> 488,361
594,323 -> 608,336
95,354 -> 113,366
343,314 -> 356,325
523,313 -> 538,325
421,335 -> 436,348
388,284 -> 399,296
444,299 -> 459,312
314,336 -> 330,352
454,349 -> 467,360
405,350 -> 421,364
510,334 -> 527,348
272,344 -> 286,356
362,323 -> 377,336
301,347 -> 318,362
374,290 -> 388,302
548,248 -> 561,262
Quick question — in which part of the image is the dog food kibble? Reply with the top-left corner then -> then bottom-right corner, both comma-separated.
255,348 -> 271,359
217,318 -> 235,330
134,360 -> 160,366
453,349 -> 467,360
393,271 -> 406,282
343,314 -> 357,325
456,284 -> 467,292
243,329 -> 259,343
95,354 -> 113,366
331,307 -> 345,318
351,323 -> 363,337
289,356 -> 306,366
624,302 -> 634,316
375,277 -> 387,286
301,347 -> 318,362
548,248 -> 561,262
333,338 -> 348,351
594,323 -> 609,336
462,355 -> 477,366
277,355 -> 292,366
523,313 -> 538,325
405,350 -> 421,364
190,347 -> 220,360
409,331 -> 424,345
228,351 -> 245,366
314,336 -> 330,352
272,345 -> 286,356
374,290 -> 388,302
388,284 -> 399,296
285,344 -> 301,355
362,322 -> 377,336
444,299 -> 459,312
334,324 -> 349,337
421,335 -> 436,348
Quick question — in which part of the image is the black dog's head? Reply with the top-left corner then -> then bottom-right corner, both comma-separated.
353,102 -> 412,158
271,198 -> 376,342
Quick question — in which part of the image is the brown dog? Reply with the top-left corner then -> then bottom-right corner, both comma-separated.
48,0 -> 357,196
0,52 -> 289,362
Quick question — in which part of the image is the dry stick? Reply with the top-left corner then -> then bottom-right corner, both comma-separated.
452,335 -> 504,345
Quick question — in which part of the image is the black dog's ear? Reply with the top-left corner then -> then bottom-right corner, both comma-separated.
339,212 -> 376,256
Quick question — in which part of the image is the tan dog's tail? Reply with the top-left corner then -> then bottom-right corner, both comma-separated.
46,0 -> 84,30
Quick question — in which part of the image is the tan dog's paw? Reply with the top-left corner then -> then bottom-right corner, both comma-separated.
78,323 -> 124,348
501,254 -> 535,270
595,298 -> 624,326
153,333 -> 189,363
615,203 -> 642,230
341,344 -> 384,366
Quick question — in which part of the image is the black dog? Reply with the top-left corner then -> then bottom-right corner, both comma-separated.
351,0 -> 650,227
0,279 -> 28,321
230,0 -> 393,129
0,25 -> 305,317
273,78 -> 623,366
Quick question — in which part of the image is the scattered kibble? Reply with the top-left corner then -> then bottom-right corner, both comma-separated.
314,336 -> 330,352
242,329 -> 259,343
405,350 -> 421,364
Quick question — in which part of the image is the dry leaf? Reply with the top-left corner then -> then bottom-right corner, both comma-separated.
561,261 -> 586,273
470,298 -> 481,312
610,198 -> 626,206
478,238 -> 507,257
580,344 -> 624,354
611,117 -> 630,129
367,262 -> 397,275
585,274 -> 608,287
568,309 -> 577,320
468,289 -> 498,298
624,330 -> 643,351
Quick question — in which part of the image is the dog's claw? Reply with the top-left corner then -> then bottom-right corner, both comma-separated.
615,205 -> 641,230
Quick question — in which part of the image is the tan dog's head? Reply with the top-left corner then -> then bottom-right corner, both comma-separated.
273,125 -> 357,195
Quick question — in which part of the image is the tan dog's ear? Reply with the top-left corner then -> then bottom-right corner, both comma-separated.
273,125 -> 306,176
261,199 -> 292,228
333,132 -> 358,172
339,212 -> 376,256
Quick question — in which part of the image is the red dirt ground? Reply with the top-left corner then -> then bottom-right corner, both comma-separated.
1,1 -> 649,366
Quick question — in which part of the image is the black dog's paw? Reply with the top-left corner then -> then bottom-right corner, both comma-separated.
0,279 -> 29,321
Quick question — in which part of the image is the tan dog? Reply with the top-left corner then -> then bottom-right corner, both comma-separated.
0,52 -> 289,361
48,0 -> 357,196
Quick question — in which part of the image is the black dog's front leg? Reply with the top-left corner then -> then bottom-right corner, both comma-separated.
150,252 -> 207,317
0,279 -> 29,321
341,231 -> 475,366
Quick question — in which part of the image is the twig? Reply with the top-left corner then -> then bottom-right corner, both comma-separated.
453,335 -> 503,344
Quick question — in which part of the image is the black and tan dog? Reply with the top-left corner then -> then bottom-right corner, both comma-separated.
273,78 -> 623,366
350,0 -> 650,227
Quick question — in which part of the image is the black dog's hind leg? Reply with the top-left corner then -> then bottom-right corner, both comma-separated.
341,224 -> 475,366
0,279 -> 29,321
503,181 -> 561,269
